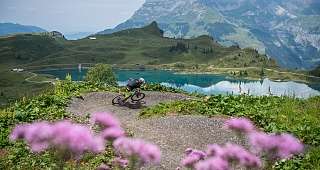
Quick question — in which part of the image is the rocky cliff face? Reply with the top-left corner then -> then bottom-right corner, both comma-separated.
99,0 -> 320,69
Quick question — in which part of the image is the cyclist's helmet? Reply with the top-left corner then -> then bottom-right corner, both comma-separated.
139,78 -> 145,84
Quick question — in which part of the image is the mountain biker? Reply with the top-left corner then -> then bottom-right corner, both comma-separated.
123,78 -> 145,101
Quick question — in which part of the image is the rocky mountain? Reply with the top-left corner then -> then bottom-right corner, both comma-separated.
99,0 -> 320,69
0,23 -> 46,36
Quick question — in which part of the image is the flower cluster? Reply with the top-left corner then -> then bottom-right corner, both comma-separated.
222,143 -> 261,168
181,144 -> 261,170
112,157 -> 129,168
91,112 -> 125,141
224,118 -> 255,133
91,112 -> 121,128
10,121 -> 104,156
249,132 -> 304,159
180,118 -> 304,170
225,118 -> 304,160
181,148 -> 206,168
113,137 -> 161,165
195,157 -> 229,170
91,112 -> 161,167
10,111 -> 162,169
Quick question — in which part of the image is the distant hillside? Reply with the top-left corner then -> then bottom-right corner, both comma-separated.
0,22 -> 277,69
0,33 -> 64,66
0,23 -> 46,36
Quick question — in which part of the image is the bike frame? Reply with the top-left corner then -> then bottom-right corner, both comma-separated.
122,88 -> 140,102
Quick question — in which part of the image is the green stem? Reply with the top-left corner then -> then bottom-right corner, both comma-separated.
128,156 -> 140,170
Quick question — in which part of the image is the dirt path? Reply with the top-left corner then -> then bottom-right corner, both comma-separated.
25,72 -> 55,84
67,92 -> 241,169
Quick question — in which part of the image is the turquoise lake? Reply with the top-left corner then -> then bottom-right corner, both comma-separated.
36,68 -> 320,98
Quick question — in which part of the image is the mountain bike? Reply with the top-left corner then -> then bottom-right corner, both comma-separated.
112,89 -> 146,105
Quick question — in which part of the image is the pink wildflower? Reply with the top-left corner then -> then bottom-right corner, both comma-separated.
91,112 -> 121,128
52,121 -> 105,155
10,124 -> 27,141
248,132 -> 275,152
249,132 -> 304,159
113,137 -> 161,165
96,163 -> 111,170
101,127 -> 125,140
10,120 -> 105,156
10,121 -> 53,152
195,157 -> 229,170
24,122 -> 53,143
181,149 -> 206,168
112,157 -> 129,168
181,154 -> 202,168
224,118 -> 255,133
276,134 -> 304,158
206,144 -> 225,157
223,143 -> 261,168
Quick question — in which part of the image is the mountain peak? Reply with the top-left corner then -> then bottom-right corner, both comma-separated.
143,21 -> 164,36
111,21 -> 164,37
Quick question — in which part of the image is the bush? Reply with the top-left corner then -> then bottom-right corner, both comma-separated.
84,64 -> 117,86
173,62 -> 186,69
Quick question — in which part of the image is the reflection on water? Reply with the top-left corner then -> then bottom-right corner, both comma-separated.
36,68 -> 320,98
158,79 -> 320,98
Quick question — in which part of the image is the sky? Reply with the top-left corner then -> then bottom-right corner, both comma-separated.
0,0 -> 145,34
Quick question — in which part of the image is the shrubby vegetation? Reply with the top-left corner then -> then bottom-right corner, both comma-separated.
140,95 -> 320,169
84,63 -> 117,86
141,83 -> 184,93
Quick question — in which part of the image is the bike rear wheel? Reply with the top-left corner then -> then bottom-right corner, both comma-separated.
131,92 -> 145,102
112,95 -> 125,105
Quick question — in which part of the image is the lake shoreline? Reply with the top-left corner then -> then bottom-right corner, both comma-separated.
34,67 -> 320,99
24,63 -> 320,84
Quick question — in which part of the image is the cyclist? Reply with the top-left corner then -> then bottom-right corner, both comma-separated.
123,77 -> 145,102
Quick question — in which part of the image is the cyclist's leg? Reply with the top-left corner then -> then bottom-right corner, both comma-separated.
123,88 -> 132,101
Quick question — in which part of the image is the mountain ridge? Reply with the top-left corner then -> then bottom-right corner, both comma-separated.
0,23 -> 46,36
99,0 -> 320,70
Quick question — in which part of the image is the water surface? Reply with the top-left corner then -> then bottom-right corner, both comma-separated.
36,68 -> 320,98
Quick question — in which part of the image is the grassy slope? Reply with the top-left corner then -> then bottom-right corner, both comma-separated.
0,65 -> 52,108
0,22 -> 276,69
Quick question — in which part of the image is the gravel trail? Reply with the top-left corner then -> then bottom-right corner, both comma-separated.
67,91 -> 241,169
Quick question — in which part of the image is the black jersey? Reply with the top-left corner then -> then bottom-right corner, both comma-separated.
127,78 -> 142,91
